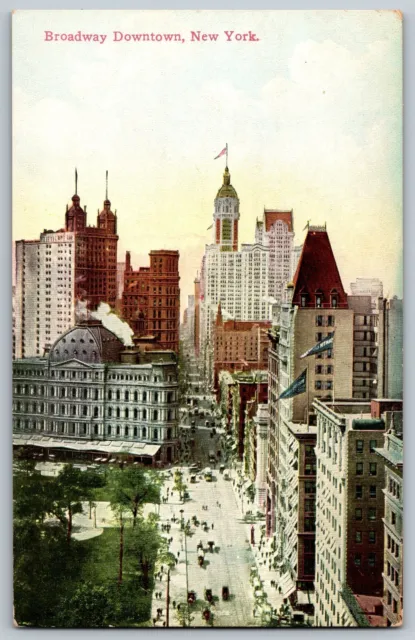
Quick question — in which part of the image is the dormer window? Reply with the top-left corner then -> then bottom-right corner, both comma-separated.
332,296 -> 338,308
301,295 -> 307,308
316,296 -> 322,308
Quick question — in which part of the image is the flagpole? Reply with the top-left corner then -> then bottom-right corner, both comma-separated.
226,143 -> 228,167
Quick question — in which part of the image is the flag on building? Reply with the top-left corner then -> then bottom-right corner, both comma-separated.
277,369 -> 307,400
214,145 -> 227,160
300,333 -> 334,359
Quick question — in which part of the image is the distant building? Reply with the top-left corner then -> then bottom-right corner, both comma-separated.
122,250 -> 180,353
213,302 -> 271,390
12,320 -> 179,465
375,410 -> 403,626
313,399 -> 401,627
116,262 -> 126,310
198,167 -> 296,380
378,297 -> 403,400
350,278 -> 383,310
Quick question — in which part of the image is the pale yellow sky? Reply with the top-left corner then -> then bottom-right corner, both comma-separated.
12,10 -> 403,310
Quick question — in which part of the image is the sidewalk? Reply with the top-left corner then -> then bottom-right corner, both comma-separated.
231,476 -> 285,621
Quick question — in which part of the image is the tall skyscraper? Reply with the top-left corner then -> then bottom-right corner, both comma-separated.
198,166 -> 296,381
14,176 -> 119,359
265,225 -> 355,599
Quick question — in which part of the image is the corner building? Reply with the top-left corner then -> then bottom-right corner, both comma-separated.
12,320 -> 179,465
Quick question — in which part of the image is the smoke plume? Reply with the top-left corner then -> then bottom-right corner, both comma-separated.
91,303 -> 134,346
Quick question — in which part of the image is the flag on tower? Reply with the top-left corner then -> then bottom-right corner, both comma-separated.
300,333 -> 334,359
214,145 -> 227,160
277,369 -> 307,401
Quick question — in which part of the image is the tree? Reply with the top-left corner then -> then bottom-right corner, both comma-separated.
109,468 -> 162,586
110,467 -> 162,527
127,516 -> 166,591
54,582 -> 112,628
173,473 -> 187,501
54,465 -> 106,543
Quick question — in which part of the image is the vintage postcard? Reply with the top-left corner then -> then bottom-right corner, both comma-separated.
12,9 -> 403,628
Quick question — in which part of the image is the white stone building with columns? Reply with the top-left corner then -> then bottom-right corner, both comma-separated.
12,320 -> 179,465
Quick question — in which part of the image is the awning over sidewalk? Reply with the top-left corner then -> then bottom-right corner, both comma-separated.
279,572 -> 296,599
13,434 -> 161,458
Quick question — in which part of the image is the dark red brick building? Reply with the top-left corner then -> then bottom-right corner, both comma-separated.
64,191 -> 118,310
122,250 -> 180,353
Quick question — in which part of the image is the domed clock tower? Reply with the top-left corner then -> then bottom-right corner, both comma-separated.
213,166 -> 240,252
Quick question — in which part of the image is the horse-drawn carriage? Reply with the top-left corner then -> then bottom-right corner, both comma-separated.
187,591 -> 196,605
198,548 -> 205,566
205,588 -> 213,603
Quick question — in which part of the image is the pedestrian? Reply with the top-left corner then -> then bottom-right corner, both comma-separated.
211,523 -> 214,530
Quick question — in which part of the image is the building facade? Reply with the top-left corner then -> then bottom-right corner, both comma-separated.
265,226 -> 355,608
375,411 -> 403,626
15,186 -> 119,359
199,167 -> 296,381
122,249 -> 180,353
12,320 -> 179,465
213,303 -> 271,389
313,399 -> 396,627
350,278 -> 384,310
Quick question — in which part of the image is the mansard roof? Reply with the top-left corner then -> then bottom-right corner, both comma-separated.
292,228 -> 348,309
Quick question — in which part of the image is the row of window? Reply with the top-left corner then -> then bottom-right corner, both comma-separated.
14,419 -> 173,441
386,563 -> 400,587
355,530 -> 377,544
354,552 -> 377,568
355,484 -> 377,499
355,507 -> 377,521
355,462 -> 378,476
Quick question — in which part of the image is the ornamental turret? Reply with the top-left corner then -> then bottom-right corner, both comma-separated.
213,166 -> 240,251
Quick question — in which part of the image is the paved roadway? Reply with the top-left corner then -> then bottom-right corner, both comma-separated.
152,469 -> 257,627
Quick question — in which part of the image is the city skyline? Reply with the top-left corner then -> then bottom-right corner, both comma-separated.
13,10 -> 402,311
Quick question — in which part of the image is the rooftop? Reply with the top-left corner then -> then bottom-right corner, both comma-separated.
292,228 -> 348,309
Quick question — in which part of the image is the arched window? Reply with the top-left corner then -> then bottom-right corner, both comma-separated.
142,408 -> 147,420
116,390 -> 121,401
116,425 -> 120,435
108,407 -> 113,417
116,407 -> 120,418
153,410 -> 158,421
107,425 -> 112,435
94,389 -> 99,400
142,427 -> 147,438
94,424 -> 98,435
134,427 -> 138,437
83,388 -> 88,399
134,408 -> 138,419
94,407 -> 99,418
125,390 -> 129,401
124,426 -> 129,437
167,428 -> 172,440
83,405 -> 88,416
142,391 -> 147,402
108,390 -> 113,400
72,388 -> 76,398
125,408 -> 129,419
134,391 -> 138,402
153,429 -> 158,441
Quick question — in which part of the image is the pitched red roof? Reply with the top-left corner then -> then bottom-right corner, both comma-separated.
292,228 -> 348,309
264,209 -> 293,232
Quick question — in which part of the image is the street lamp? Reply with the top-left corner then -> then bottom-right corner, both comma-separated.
180,509 -> 190,627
